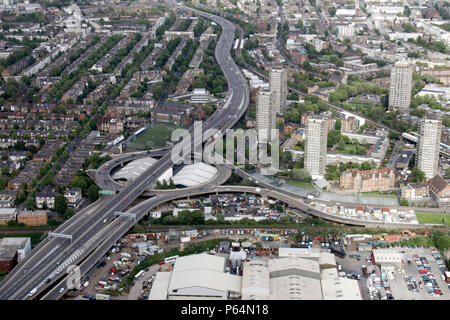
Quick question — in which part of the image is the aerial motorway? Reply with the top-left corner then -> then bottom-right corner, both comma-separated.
0,1 -> 432,300
0,0 -> 249,300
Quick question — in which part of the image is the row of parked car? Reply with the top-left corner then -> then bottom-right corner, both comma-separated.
414,254 -> 443,296
382,277 -> 394,300
430,248 -> 450,290
404,275 -> 419,294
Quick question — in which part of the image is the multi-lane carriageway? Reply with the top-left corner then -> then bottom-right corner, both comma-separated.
0,2 -> 249,300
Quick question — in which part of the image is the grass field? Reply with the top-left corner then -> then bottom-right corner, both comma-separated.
349,100 -> 375,108
131,124 -> 179,149
0,232 -> 44,245
358,191 -> 398,198
415,212 -> 450,226
287,180 -> 314,190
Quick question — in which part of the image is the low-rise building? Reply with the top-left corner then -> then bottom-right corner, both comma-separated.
97,112 -> 124,134
17,210 -> 48,226
0,237 -> 31,272
0,207 -> 18,225
0,190 -> 18,208
64,187 -> 82,207
429,175 -> 450,206
149,254 -> 242,300
401,182 -> 430,202
340,168 -> 396,193
35,186 -> 56,209
371,249 -> 403,273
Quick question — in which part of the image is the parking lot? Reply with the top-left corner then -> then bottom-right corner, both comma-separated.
337,247 -> 450,300
389,248 -> 450,300
337,251 -> 377,300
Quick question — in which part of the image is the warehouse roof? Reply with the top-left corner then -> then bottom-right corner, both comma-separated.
241,260 -> 270,300
173,253 -> 225,273
278,247 -> 321,260
112,157 -> 158,181
269,274 -> 322,300
148,272 -> 172,300
164,254 -> 241,297
268,257 -> 321,280
168,269 -> 242,295
320,268 -> 339,280
372,249 -> 403,265
319,252 -> 337,267
172,163 -> 217,187
321,277 -> 362,300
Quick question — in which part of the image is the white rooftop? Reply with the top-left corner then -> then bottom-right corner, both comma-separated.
112,157 -> 158,181
168,269 -> 242,296
173,253 -> 224,273
269,257 -> 321,276
241,260 -> 270,300
372,249 -> 403,265
172,163 -> 217,187
269,274 -> 322,300
278,247 -> 321,260
148,271 -> 171,300
321,277 -> 362,300
168,254 -> 241,299
320,268 -> 339,280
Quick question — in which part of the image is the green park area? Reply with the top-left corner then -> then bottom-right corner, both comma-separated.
415,212 -> 450,226
358,191 -> 398,198
287,180 -> 314,190
130,125 -> 179,149
348,100 -> 375,108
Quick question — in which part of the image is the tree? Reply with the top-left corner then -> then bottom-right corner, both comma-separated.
25,197 -> 35,210
360,161 -> 373,171
203,103 -> 213,115
328,6 -> 336,17
88,184 -> 100,202
64,208 -> 75,220
54,194 -> 67,214
334,119 -> 341,131
289,168 -> 312,182
445,167 -> 450,178
177,210 -> 205,225
71,175 -> 88,192
388,132 -> 400,140
400,199 -> 409,206
16,191 -> 27,204
411,167 -> 426,182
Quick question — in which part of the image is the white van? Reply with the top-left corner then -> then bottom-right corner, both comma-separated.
28,288 -> 37,297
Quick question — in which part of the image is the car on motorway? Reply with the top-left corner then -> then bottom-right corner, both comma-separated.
59,287 -> 65,293
56,260 -> 61,265
23,268 -> 28,274
28,288 -> 37,297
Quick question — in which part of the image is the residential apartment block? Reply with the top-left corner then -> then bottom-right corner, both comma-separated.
269,67 -> 287,114
340,168 -> 396,193
305,116 -> 328,179
256,89 -> 275,142
417,117 -> 442,180
388,61 -> 413,111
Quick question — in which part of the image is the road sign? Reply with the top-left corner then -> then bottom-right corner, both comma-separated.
48,232 -> 73,244
99,190 -> 114,195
